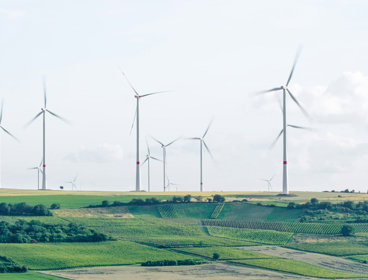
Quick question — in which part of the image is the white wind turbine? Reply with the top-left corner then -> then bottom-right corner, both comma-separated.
0,101 -> 18,188
26,79 -> 69,190
261,175 -> 275,192
142,142 -> 160,192
29,160 -> 43,190
66,175 -> 78,191
120,71 -> 168,192
257,49 -> 310,195
153,137 -> 179,192
188,121 -> 214,192
166,176 -> 179,192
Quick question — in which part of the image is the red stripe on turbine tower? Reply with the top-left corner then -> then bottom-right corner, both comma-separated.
283,161 -> 287,164
43,164 -> 46,167
137,161 -> 140,165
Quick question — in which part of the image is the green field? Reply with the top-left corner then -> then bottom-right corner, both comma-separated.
206,226 -> 293,245
0,272 -> 65,279
234,258 -> 363,278
1,190 -> 368,279
0,241 -> 199,270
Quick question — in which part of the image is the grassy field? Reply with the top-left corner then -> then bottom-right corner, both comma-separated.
234,258 -> 364,278
1,189 -> 368,279
206,226 -> 293,245
287,241 -> 368,256
0,241 -> 200,270
0,272 -> 65,279
176,246 -> 273,259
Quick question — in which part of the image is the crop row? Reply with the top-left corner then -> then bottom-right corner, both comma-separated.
210,203 -> 224,219
202,219 -> 368,234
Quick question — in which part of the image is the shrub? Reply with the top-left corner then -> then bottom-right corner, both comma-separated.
213,194 -> 225,203
101,200 -> 110,207
184,195 -> 192,203
287,202 -> 296,209
341,225 -> 354,236
213,252 -> 220,260
50,203 -> 60,209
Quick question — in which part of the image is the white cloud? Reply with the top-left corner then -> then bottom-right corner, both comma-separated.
65,143 -> 124,163
0,9 -> 25,20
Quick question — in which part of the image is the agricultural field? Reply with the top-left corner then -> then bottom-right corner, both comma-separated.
1,189 -> 368,279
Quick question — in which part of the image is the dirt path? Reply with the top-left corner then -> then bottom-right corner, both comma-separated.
244,245 -> 368,275
40,263 -> 317,280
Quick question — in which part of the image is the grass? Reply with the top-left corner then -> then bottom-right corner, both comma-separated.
287,241 -> 368,256
206,226 -> 293,245
234,258 -> 364,278
0,241 -> 201,270
0,272 -> 66,279
157,203 -> 216,219
347,254 -> 368,263
176,246 -> 272,259
217,203 -> 302,222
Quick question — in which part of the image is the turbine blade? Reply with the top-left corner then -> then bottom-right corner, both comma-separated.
24,111 -> 43,128
129,108 -> 137,135
146,139 -> 151,155
142,158 -> 148,165
119,70 -> 139,95
270,129 -> 284,149
255,87 -> 283,95
150,156 -> 161,162
166,137 -> 180,147
152,137 -> 164,146
203,141 -> 214,159
0,126 -> 19,141
288,124 -> 310,130
43,77 -> 47,108
203,120 -> 213,138
186,137 -> 200,140
286,47 -> 302,86
73,174 -> 78,183
140,91 -> 170,98
46,109 -> 70,124
286,89 -> 310,119
29,167 -> 38,170
0,100 -> 3,124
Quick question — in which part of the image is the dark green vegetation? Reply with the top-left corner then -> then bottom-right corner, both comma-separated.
141,259 -> 205,266
0,219 -> 108,243
0,202 -> 51,216
2,191 -> 368,279
0,256 -> 26,273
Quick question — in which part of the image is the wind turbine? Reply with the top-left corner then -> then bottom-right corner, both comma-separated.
188,121 -> 214,192
26,79 -> 69,190
257,49 -> 310,195
28,160 -> 43,190
66,175 -> 78,191
142,142 -> 160,192
120,71 -> 168,192
0,101 -> 18,188
166,176 -> 179,192
261,175 -> 275,192
152,137 -> 179,192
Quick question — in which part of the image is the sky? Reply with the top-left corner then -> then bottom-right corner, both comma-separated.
0,0 -> 368,192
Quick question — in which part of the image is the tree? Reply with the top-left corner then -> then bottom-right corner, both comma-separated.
310,198 -> 318,205
213,252 -> 220,260
341,225 -> 354,236
101,200 -> 110,207
287,202 -> 296,209
183,195 -> 191,203
50,203 -> 60,209
213,194 -> 225,203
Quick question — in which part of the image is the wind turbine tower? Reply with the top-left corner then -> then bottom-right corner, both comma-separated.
257,49 -> 310,195
121,71 -> 167,192
26,79 -> 68,190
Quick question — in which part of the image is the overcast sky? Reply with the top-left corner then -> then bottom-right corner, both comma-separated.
0,0 -> 368,192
